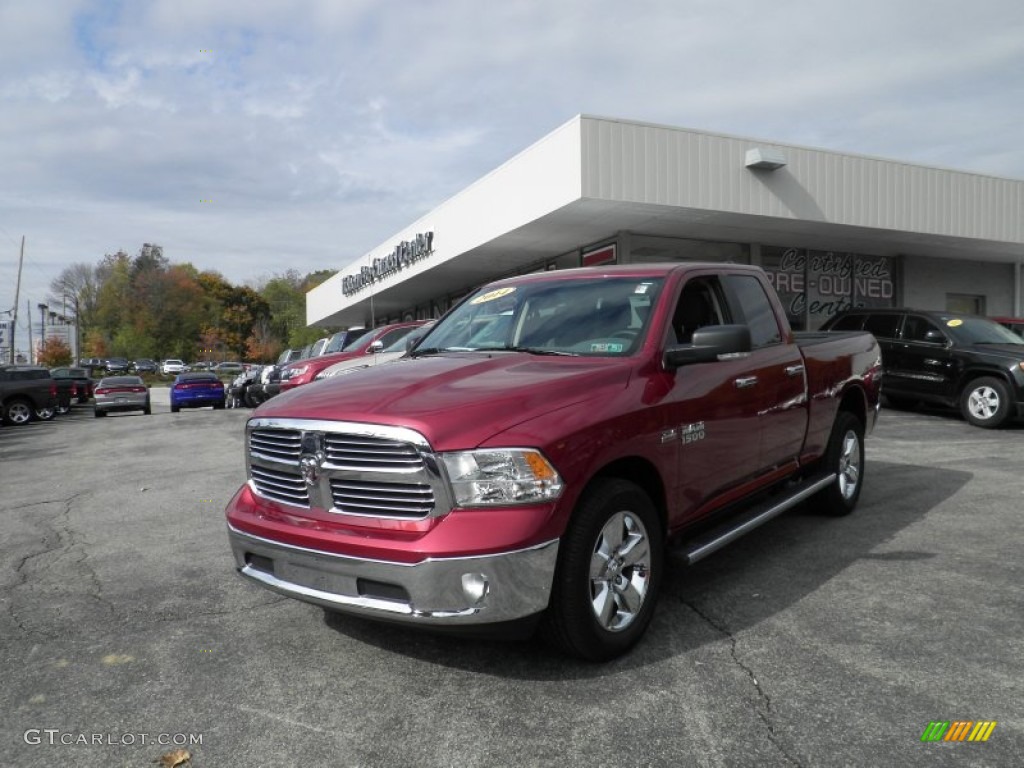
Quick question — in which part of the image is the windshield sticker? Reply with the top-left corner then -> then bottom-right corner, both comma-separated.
470,287 -> 516,305
635,283 -> 652,294
946,318 -> 963,327
590,342 -> 625,353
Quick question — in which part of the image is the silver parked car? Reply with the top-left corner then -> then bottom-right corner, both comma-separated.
93,375 -> 151,417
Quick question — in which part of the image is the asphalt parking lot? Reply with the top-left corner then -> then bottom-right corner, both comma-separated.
1,400 -> 1022,767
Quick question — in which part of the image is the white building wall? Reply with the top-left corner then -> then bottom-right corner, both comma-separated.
579,117 -> 1024,243
902,256 -> 1016,315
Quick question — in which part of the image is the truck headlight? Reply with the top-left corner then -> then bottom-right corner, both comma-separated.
440,449 -> 564,506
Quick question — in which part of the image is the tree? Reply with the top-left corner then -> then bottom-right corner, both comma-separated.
36,337 -> 73,367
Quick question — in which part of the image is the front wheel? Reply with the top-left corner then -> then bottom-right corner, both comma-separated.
960,377 -> 1012,428
543,479 -> 663,661
814,411 -> 864,516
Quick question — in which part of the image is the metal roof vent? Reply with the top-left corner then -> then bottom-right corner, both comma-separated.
745,148 -> 787,171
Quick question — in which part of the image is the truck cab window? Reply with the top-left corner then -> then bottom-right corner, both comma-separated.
723,274 -> 782,347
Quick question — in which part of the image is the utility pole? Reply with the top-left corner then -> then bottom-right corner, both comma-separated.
10,235 -> 24,363
26,299 -> 33,364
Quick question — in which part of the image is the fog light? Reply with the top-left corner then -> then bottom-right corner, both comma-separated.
461,573 -> 489,604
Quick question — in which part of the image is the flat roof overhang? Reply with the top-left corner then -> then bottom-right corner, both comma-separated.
312,197 -> 1024,328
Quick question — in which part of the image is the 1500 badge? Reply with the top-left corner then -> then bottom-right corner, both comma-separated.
661,422 -> 706,444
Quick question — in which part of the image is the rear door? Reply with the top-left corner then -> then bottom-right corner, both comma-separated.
892,314 -> 958,400
722,273 -> 807,472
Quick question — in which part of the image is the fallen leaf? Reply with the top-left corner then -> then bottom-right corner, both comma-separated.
155,748 -> 191,767
101,653 -> 135,665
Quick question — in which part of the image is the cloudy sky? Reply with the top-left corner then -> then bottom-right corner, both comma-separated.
1,0 -> 1023,352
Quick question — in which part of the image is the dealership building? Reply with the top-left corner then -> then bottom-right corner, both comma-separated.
307,115 -> 1024,332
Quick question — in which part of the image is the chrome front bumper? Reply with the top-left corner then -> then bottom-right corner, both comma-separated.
228,526 -> 559,625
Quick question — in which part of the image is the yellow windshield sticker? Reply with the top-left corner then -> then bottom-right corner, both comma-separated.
470,287 -> 516,305
946,318 -> 963,327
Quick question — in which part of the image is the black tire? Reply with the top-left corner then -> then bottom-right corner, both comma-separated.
813,411 -> 864,516
543,479 -> 663,661
883,394 -> 918,410
170,405 -> 180,413
214,400 -> 226,410
960,376 -> 1012,428
94,409 -> 106,418
3,398 -> 34,426
143,400 -> 152,415
244,389 -> 259,408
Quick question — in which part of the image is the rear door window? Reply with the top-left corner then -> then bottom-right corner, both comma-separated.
722,275 -> 782,348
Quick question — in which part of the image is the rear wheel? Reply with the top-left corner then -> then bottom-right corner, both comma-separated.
543,479 -> 663,661
814,411 -> 864,516
960,377 -> 1011,428
170,405 -> 180,413
93,409 -> 106,418
34,406 -> 56,421
3,398 -> 33,426
143,400 -> 152,415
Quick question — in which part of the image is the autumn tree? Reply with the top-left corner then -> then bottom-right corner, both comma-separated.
36,336 -> 73,367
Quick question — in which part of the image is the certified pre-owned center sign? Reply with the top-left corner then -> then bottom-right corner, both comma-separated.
342,232 -> 435,296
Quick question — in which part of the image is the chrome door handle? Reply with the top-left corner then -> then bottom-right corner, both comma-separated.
784,364 -> 805,377
734,376 -> 759,389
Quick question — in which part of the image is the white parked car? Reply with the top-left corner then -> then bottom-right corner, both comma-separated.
161,359 -> 186,375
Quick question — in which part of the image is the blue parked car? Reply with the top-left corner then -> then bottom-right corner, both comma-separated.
170,372 -> 226,412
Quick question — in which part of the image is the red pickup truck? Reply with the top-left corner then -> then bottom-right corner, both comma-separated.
226,264 -> 881,660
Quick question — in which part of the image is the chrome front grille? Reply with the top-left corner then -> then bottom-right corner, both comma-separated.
330,479 -> 434,517
250,465 -> 309,506
246,418 -> 450,520
250,428 -> 302,461
323,434 -> 424,470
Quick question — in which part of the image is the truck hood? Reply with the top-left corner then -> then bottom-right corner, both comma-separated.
255,352 -> 633,451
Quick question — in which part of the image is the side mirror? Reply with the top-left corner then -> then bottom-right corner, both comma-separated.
663,325 -> 752,369
923,330 -> 946,344
367,340 -> 384,354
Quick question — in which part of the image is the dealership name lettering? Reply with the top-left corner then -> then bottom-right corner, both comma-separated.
342,232 -> 435,296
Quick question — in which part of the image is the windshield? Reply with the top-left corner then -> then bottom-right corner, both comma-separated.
940,315 -> 1024,345
414,276 -> 664,357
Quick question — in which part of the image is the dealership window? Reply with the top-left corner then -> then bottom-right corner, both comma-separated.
628,235 -> 748,265
761,247 -> 896,330
946,293 -> 985,315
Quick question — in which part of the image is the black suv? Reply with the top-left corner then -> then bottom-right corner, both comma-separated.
822,308 -> 1024,428
0,365 -> 58,426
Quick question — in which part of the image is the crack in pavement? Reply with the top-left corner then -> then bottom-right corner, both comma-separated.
6,492 -> 116,636
678,597 -> 804,768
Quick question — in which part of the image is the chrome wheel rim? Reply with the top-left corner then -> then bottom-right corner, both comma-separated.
35,407 -> 54,420
968,386 -> 1000,420
837,429 -> 861,501
8,402 -> 32,424
589,511 -> 651,632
